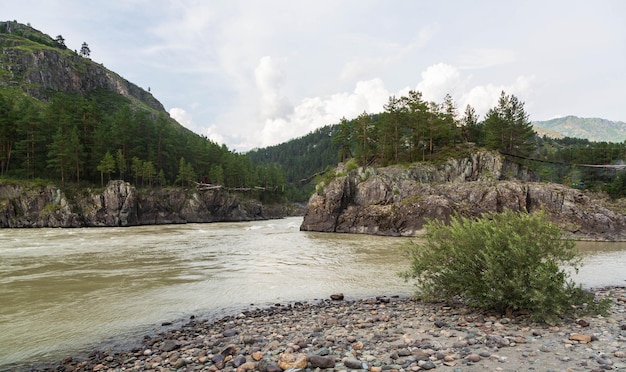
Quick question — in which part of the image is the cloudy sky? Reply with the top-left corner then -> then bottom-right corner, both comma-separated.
5,1 -> 625,151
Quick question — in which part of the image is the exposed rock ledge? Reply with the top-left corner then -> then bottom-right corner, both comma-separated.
300,151 -> 626,241
0,180 -> 284,228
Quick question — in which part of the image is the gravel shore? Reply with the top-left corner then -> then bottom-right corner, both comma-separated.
20,287 -> 626,372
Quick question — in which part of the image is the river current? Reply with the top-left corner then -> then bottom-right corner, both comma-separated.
1,217 -> 625,368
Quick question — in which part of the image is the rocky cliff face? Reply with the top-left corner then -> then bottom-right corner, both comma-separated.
0,180 -> 275,228
300,151 -> 626,241
0,22 -> 163,111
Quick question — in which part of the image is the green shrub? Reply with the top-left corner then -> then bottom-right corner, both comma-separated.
345,158 -> 359,172
43,203 -> 61,212
400,209 -> 600,322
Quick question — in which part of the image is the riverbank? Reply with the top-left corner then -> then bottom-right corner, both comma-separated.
18,287 -> 626,372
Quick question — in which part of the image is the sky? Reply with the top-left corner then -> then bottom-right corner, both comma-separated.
4,0 -> 625,151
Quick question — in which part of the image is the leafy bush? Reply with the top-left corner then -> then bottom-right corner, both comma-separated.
400,209 -> 602,322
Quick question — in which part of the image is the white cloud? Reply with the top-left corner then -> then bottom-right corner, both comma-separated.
254,56 -> 291,119
255,78 -> 391,148
459,75 -> 535,118
169,107 -> 193,127
205,126 -> 225,145
416,63 -> 463,103
170,107 -> 224,144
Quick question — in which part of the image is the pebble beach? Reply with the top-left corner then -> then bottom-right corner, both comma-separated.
19,287 -> 626,372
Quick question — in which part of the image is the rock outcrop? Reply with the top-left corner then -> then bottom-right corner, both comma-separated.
300,151 -> 626,241
0,180 -> 277,228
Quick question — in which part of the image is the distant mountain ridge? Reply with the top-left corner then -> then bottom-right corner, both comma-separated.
533,116 -> 626,143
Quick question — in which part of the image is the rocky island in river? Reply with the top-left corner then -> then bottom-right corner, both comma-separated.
301,151 -> 626,241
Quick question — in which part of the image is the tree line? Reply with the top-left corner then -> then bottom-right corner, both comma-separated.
332,90 -> 536,167
531,136 -> 626,198
0,88 -> 287,201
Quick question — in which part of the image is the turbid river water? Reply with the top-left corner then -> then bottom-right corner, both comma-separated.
1,217 -> 625,368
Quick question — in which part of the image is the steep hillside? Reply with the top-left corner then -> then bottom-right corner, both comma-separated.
248,125 -> 339,182
0,21 -> 287,202
533,116 -> 626,142
0,20 -> 163,112
248,125 -> 340,200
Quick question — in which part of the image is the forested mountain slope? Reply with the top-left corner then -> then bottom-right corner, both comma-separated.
0,21 -> 285,202
248,125 -> 340,200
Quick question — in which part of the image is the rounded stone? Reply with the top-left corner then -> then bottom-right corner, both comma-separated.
344,357 -> 363,369
236,361 -> 256,372
277,353 -> 307,370
309,355 -> 335,369
232,355 -> 247,367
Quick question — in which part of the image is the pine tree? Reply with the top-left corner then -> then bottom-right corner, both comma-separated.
131,157 -> 143,186
48,127 -> 71,186
97,151 -> 116,185
401,90 -> 429,162
333,117 -> 353,162
68,125 -> 84,183
15,99 -> 45,179
55,35 -> 66,49
116,149 -> 126,180
460,104 -> 480,144
0,93 -> 16,175
353,112 -> 374,165
80,42 -> 90,57
382,96 -> 406,164
143,161 -> 156,186
483,91 -> 536,156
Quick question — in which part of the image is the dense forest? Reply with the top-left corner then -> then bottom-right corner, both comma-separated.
248,126 -> 339,201
0,88 -> 287,202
